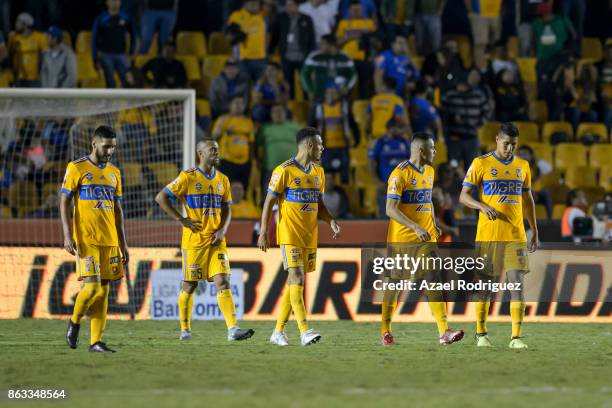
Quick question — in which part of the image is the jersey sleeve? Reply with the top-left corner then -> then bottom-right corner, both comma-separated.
462,159 -> 482,189
386,168 -> 404,200
319,169 -> 326,195
164,171 -> 189,200
267,166 -> 287,196
223,176 -> 233,206
114,169 -> 122,200
522,162 -> 531,192
59,162 -> 80,196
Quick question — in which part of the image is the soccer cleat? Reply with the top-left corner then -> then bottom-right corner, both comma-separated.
381,331 -> 396,346
228,326 -> 255,341
269,330 -> 289,346
66,320 -> 80,349
439,328 -> 465,345
476,333 -> 492,347
509,337 -> 528,349
300,328 -> 321,346
179,330 -> 192,341
88,342 -> 116,353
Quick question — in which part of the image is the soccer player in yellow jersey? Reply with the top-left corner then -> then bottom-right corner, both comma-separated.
155,138 -> 254,342
459,122 -> 539,349
61,125 -> 128,353
383,132 -> 464,346
258,127 -> 341,346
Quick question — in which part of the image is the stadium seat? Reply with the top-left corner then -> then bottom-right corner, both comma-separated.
514,121 -> 540,143
0,205 -> 11,218
76,54 -> 99,82
148,162 -> 178,186
361,185 -> 378,217
555,143 -> 586,171
351,99 -> 369,124
75,31 -> 92,54
176,31 -> 207,59
528,143 -> 553,164
433,141 -> 447,166
63,31 -> 72,48
535,204 -> 548,219
196,99 -> 211,118
576,122 -> 608,144
590,144 -> 612,170
0,70 -> 13,87
350,145 -> 369,167
447,35 -> 472,67
7,181 -> 39,217
477,121 -> 501,147
123,162 -> 144,187
506,36 -> 519,59
208,31 -> 231,55
564,166 -> 597,189
412,56 -> 423,70
581,37 -> 603,62
202,55 -> 228,85
533,169 -> 562,191
133,55 -> 150,69
141,32 -> 159,57
582,186 -> 606,206
175,56 -> 201,81
516,57 -> 537,83
552,204 -> 566,220
287,100 -> 308,125
542,121 -> 573,144
528,100 -> 548,124
41,183 -> 58,200
600,165 -> 612,191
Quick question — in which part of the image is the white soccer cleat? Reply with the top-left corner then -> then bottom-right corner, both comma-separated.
269,330 -> 289,346
179,330 -> 192,341
476,334 -> 492,347
509,338 -> 528,349
300,328 -> 321,346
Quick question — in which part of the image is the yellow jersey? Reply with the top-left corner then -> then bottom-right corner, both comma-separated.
386,161 -> 436,243
8,32 -> 46,80
232,199 -> 260,219
336,18 -> 376,61
60,157 -> 122,247
476,0 -> 502,17
164,166 -> 232,249
227,9 -> 266,60
321,102 -> 347,149
462,152 -> 531,242
212,114 -> 255,165
268,159 -> 325,248
368,93 -> 406,138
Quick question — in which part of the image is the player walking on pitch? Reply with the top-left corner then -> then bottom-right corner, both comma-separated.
156,138 -> 254,342
258,127 -> 341,346
62,125 -> 128,353
382,132 -> 464,346
459,122 -> 539,349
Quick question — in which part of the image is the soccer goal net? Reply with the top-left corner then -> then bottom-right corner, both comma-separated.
0,89 -> 195,319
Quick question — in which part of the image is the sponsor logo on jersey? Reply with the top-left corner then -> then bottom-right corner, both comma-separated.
85,172 -> 93,181
294,177 -> 301,185
313,176 -> 321,187
410,178 -> 417,186
217,181 -> 223,194
269,173 -> 280,189
389,176 -> 398,193
516,168 -> 522,178
497,195 -> 519,204
490,168 -> 498,177
195,182 -> 202,191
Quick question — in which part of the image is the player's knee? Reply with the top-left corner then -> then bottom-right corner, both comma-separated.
214,276 -> 230,291
182,281 -> 197,294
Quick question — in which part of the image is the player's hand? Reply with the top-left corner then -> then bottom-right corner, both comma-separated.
211,229 -> 225,246
434,224 -> 442,239
480,204 -> 498,220
179,216 -> 202,232
64,235 -> 77,255
257,232 -> 269,252
120,245 -> 130,264
528,234 -> 540,253
414,225 -> 431,242
330,219 -> 341,239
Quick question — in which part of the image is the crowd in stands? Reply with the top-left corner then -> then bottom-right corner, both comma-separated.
0,0 -> 611,242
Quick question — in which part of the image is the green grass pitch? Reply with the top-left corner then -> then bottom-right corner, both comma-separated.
1,320 -> 611,408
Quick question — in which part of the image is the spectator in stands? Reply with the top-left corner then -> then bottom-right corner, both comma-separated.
435,161 -> 465,207
421,39 -> 466,93
256,104 -> 299,194
41,119 -> 70,161
486,40 -> 519,80
465,0 -> 504,67
561,189 -> 589,241
209,58 -> 250,118
124,65 -> 145,88
230,181 -> 260,219
406,0 -> 446,56
211,95 -> 255,189
366,75 -> 408,139
566,63 -> 599,129
374,33 -> 419,97
141,40 -> 187,88
368,118 -> 411,217
299,0 -> 340,45
493,68 -> 528,122
0,32 -> 7,68
336,0 -> 376,98
322,174 -> 350,219
410,79 -> 444,141
441,68 -> 492,170
139,0 -> 178,54
600,43 -> 612,129
559,0 -> 585,53
301,34 -> 357,102
92,0 -> 137,88
517,0 -> 546,56
227,0 -> 267,82
268,0 -> 316,98
28,191 -> 59,218
532,2 -> 576,64
517,145 -> 553,218
432,186 -> 459,242
251,61 -> 289,123
8,13 -> 46,87
338,0 -> 377,20
40,26 -> 77,88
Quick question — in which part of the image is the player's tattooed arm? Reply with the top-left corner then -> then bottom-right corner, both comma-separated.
257,192 -> 278,251
459,185 -> 497,220
59,193 -> 77,255
386,196 -> 431,241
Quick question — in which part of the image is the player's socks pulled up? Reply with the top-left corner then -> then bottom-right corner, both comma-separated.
289,284 -> 309,333
89,283 -> 109,345
428,301 -> 449,336
381,290 -> 399,335
510,301 -> 526,338
71,281 -> 101,325
217,288 -> 237,329
475,300 -> 490,335
178,290 -> 194,331
275,286 -> 292,332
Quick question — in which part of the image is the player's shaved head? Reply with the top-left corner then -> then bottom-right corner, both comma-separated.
197,138 -> 216,152
410,132 -> 435,165
196,137 -> 220,168
93,124 -> 116,141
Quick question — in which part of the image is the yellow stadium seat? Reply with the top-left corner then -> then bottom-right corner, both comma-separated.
433,141 -> 447,166
555,143 -> 586,171
590,144 -> 612,170
133,55 -> 150,69
528,100 -> 548,124
75,31 -> 92,54
353,164 -> 377,188
176,56 -> 201,81
287,100 -> 308,125
0,205 -> 11,218
0,70 -> 13,87
8,181 -> 39,217
506,36 -> 519,59
477,121 -> 501,147
447,35 -> 472,67
535,204 -> 548,219
177,31 -> 207,59
412,56 -> 423,70
361,185 -> 379,217
352,99 -> 369,123
43,160 -> 67,175
141,32 -> 159,57
514,121 -> 539,143
581,37 -> 603,62
202,55 -> 228,83
600,165 -> 612,191
41,183 -> 58,201
123,162 -> 143,187
196,99 -> 211,117
564,166 -> 597,189
582,186 -> 606,206
533,169 -> 561,191
576,122 -> 608,143
552,204 -> 566,220
76,54 -> 99,82
208,31 -> 231,55
542,121 -> 573,143
63,31 -> 72,48
148,162 -> 178,186
350,145 -> 369,167
528,143 -> 553,164
516,57 -> 537,83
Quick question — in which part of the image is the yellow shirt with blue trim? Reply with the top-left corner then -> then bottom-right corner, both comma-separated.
212,114 -> 255,165
227,8 -> 266,60
60,157 -> 122,247
268,159 -> 325,248
164,167 -> 233,249
336,18 -> 376,61
368,93 -> 406,138
322,102 -> 347,149
8,32 -> 47,80
462,152 -> 531,242
386,160 -> 436,243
